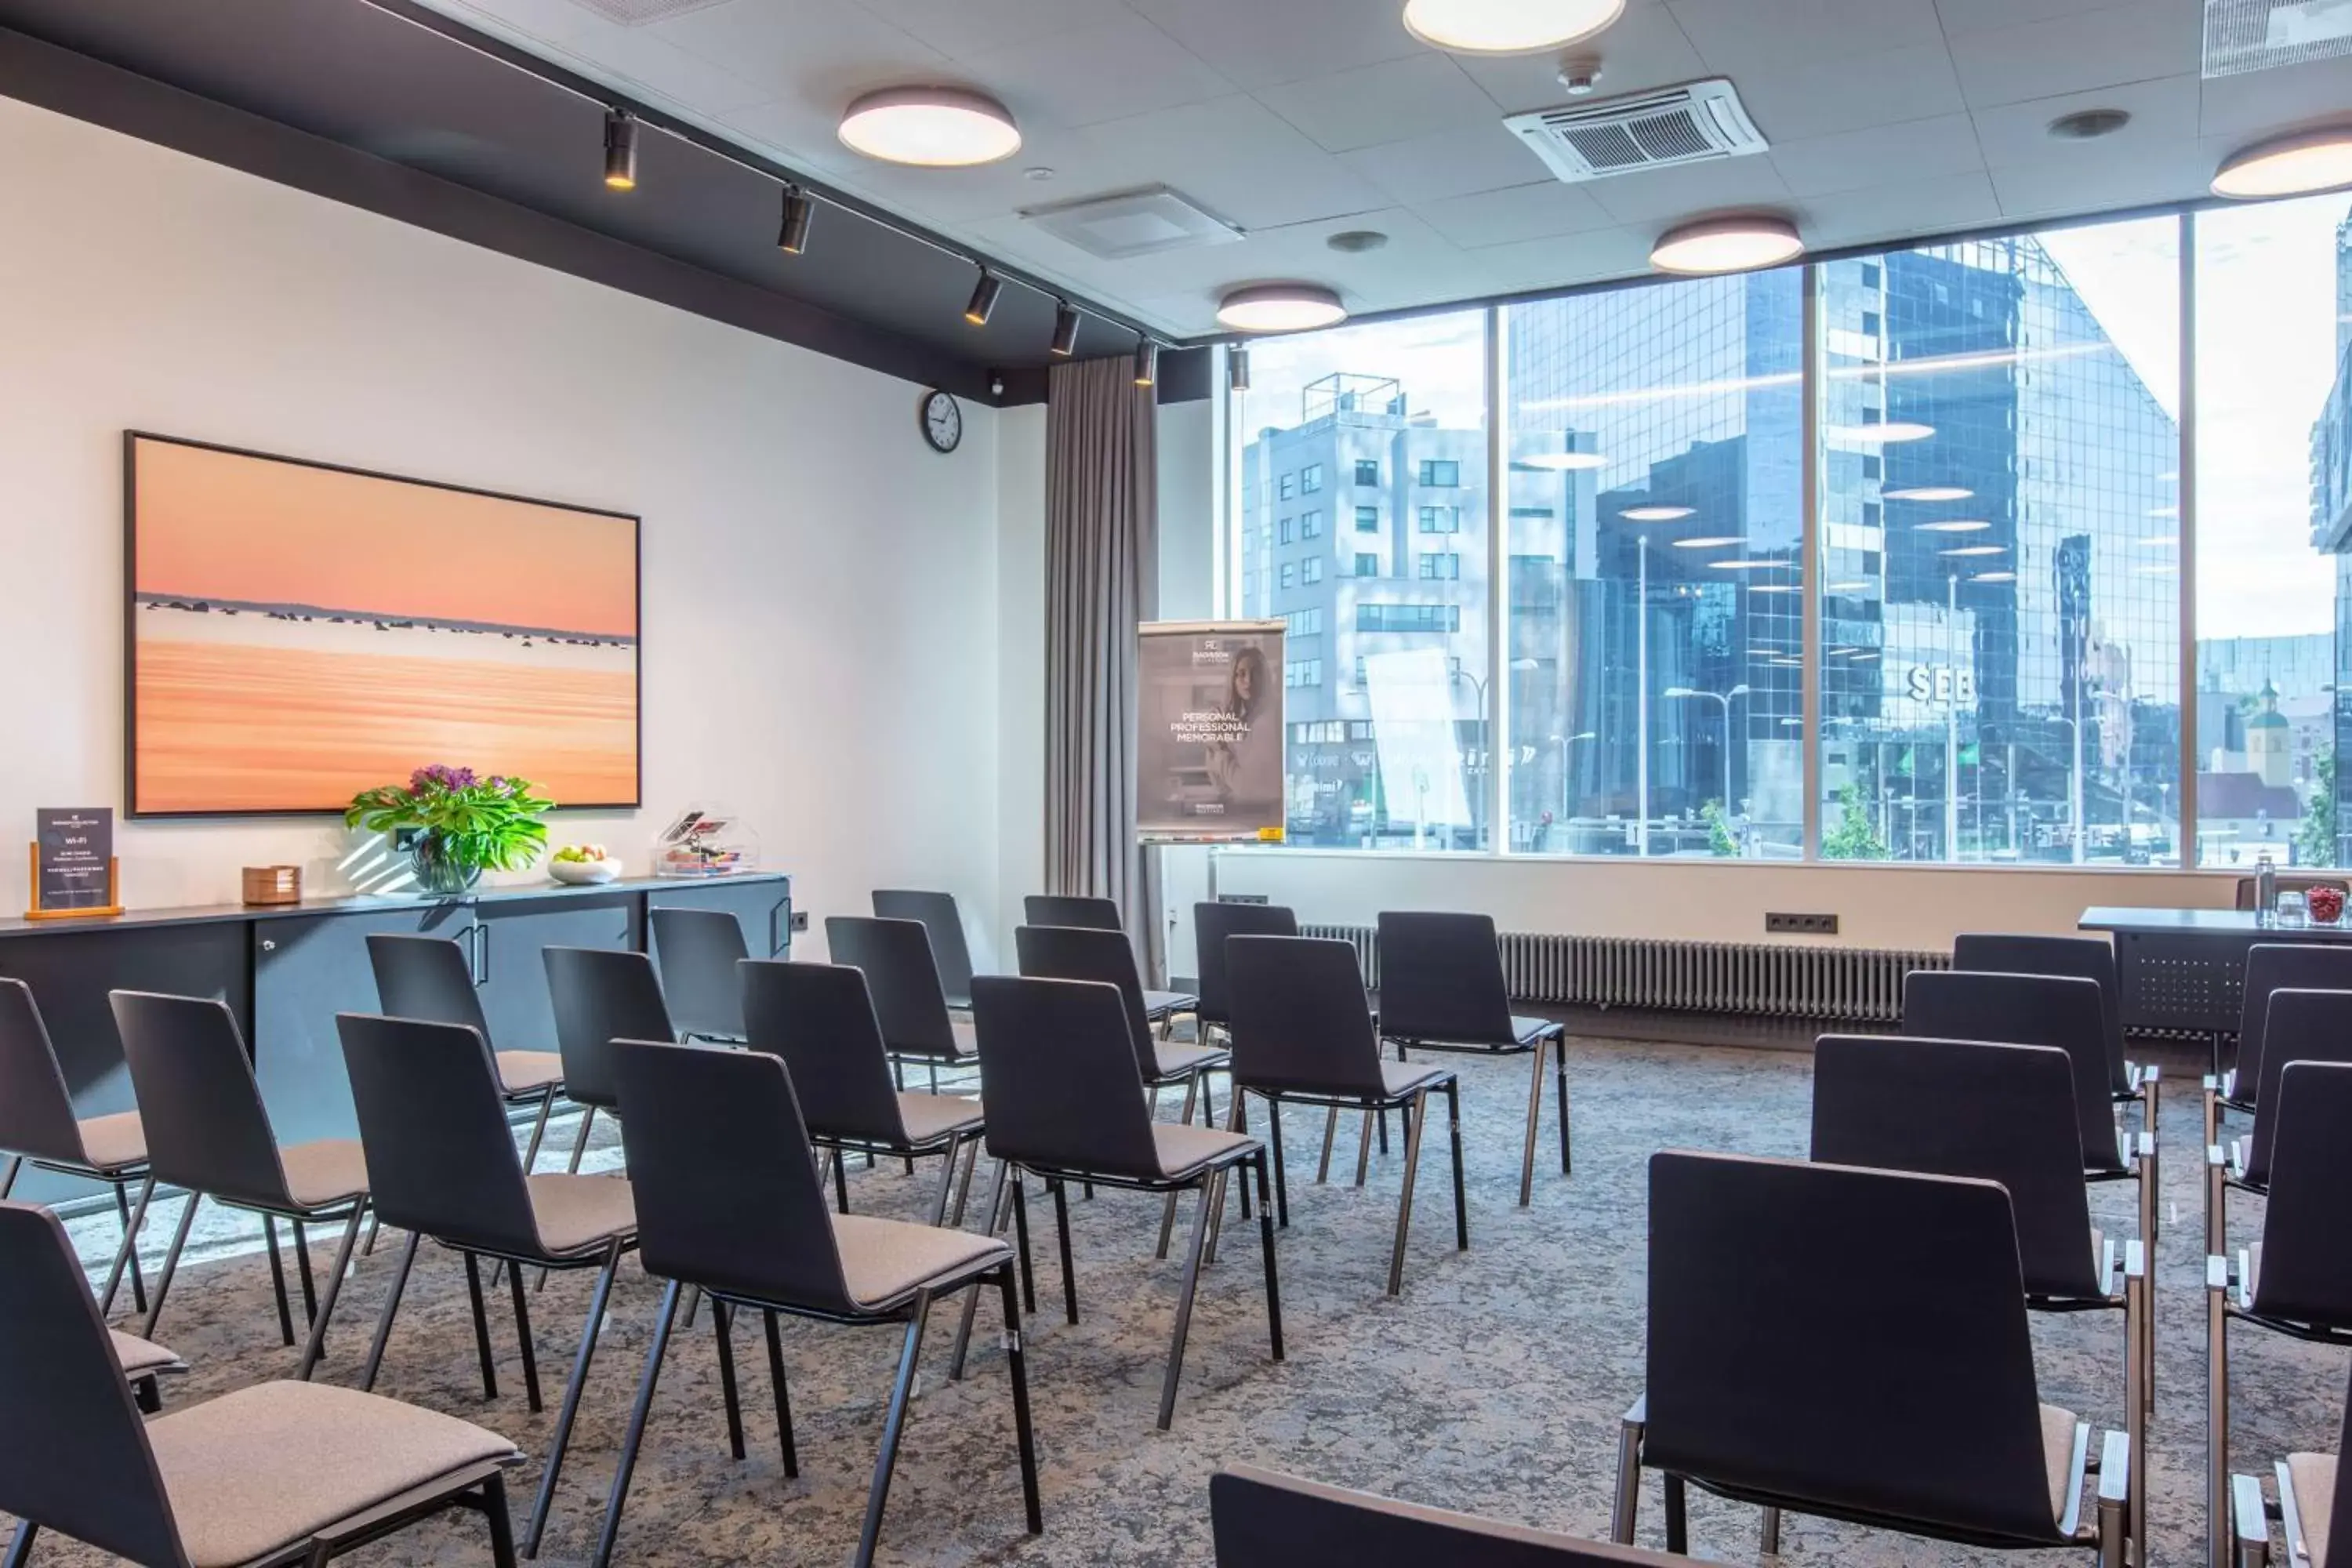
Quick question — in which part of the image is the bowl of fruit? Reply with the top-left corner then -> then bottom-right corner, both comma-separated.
549,844 -> 620,885
2310,884 -> 2346,924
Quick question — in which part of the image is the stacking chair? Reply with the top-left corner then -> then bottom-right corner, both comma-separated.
1223,935 -> 1465,1294
1212,1464 -> 1693,1568
111,990 -> 372,1381
543,946 -> 677,1174
336,1014 -> 639,1558
112,1326 -> 188,1414
2204,944 -> 2352,1147
1375,911 -> 1568,1206
1901,969 -> 2153,1254
597,1040 -> 1040,1568
871,889 -> 980,1011
826,915 -> 978,1089
648,906 -> 750,1042
1016,924 -> 1229,1128
0,978 -> 153,1315
2208,1060 -> 2352,1568
1192,902 -> 1298,1041
1812,1034 -> 2148,1546
2208,987 -> 2352,1253
1953,933 -> 2157,1139
950,975 -> 1280,1430
1614,1150 -> 2131,1566
368,934 -> 568,1173
1024,895 -> 1199,1029
2229,1363 -> 2352,1568
0,1200 -> 524,1568
739,959 -> 986,1223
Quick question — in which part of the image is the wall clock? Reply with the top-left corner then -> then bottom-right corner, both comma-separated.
920,389 -> 962,454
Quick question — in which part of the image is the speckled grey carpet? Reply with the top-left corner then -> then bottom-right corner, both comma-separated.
15,1032 -> 2340,1568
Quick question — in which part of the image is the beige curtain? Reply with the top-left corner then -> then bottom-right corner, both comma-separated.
1044,355 -> 1160,975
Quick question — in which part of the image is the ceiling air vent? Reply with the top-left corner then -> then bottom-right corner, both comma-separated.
1504,78 -> 1766,183
2203,0 -> 2352,77
1020,186 -> 1243,260
558,0 -> 736,26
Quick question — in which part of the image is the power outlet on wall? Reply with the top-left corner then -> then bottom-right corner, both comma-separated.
1765,911 -> 1838,935
789,909 -> 810,933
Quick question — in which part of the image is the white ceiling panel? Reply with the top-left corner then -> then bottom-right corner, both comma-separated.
654,0 -> 949,101
430,0 -> 778,114
1071,94 -> 1391,230
1337,122 -> 1555,205
1668,0 -> 1946,71
851,0 -> 1118,60
1793,169 -> 2005,249
1447,1 -> 1707,114
1732,42 -> 1968,142
1418,180 -> 1620,249
1766,113 -> 1986,198
1254,53 -> 1497,154
960,9 -> 1234,129
1121,0 -> 1421,91
2199,53 -> 2352,140
1931,0 -> 2162,34
1945,1 -> 2200,107
1968,72 -> 2199,167
1586,152 -> 1795,225
1475,225 -> 1663,294
1986,137 -> 2209,219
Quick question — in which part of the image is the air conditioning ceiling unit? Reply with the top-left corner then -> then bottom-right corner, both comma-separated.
1504,78 -> 1767,183
2202,0 -> 2352,76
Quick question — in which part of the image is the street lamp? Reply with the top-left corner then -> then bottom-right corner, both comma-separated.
1664,684 -> 1749,820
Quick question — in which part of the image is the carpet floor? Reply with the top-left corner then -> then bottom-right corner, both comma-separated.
15,1031 -> 2339,1568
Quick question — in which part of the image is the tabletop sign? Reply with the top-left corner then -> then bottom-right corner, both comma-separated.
27,807 -> 122,919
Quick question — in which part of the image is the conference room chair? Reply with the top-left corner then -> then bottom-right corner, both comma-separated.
1023,894 -> 1200,1030
1211,1464 -> 1693,1568
871,888 -> 980,1011
1613,1150 -> 2131,1567
0,1200 -> 524,1568
2208,986 -> 2352,1254
336,1013 -> 639,1558
1223,935 -> 1465,1296
739,958 -> 985,1225
2204,943 -> 2352,1147
112,1325 -> 188,1414
2229,1363 -> 2352,1568
110,990 -> 372,1381
1900,968 -> 2153,1254
1952,932 -> 2157,1139
596,1039 -> 1040,1568
543,946 -> 678,1174
949,974 -> 1279,1430
648,905 -> 751,1043
826,914 -> 978,1091
1017,923 -> 1229,1129
1192,900 -> 1298,1041
2207,1060 -> 2352,1568
1812,1034 -> 2148,1546
367,933 -> 568,1174
0,977 -> 153,1316
1375,910 -> 1568,1206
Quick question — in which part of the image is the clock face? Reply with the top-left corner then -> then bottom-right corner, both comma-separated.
920,390 -> 962,453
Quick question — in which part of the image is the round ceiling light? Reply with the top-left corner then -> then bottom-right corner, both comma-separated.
2213,126 -> 2352,198
1650,213 -> 1803,275
1621,504 -> 1695,521
1522,451 -> 1607,470
1216,283 -> 1348,333
838,86 -> 1022,167
1402,0 -> 1624,54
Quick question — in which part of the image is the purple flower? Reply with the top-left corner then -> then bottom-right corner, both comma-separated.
409,764 -> 479,793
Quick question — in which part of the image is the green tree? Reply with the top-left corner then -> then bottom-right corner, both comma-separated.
1820,783 -> 1891,861
2299,750 -> 2338,868
1700,799 -> 1738,857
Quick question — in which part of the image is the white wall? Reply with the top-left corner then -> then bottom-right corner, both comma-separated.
993,403 -> 1047,971
0,96 -> 1006,953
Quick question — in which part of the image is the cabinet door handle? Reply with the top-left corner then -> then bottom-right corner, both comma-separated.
475,922 -> 492,987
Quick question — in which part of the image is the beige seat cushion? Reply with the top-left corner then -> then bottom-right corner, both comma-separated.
1153,1040 -> 1227,1080
76,1110 -> 147,1172
2040,1404 -> 2083,1528
525,1173 -> 637,1256
832,1212 -> 1009,1308
495,1050 -> 565,1096
895,1093 -> 984,1145
147,1381 -> 519,1568
2288,1451 -> 2336,1568
1153,1122 -> 1254,1179
278,1140 -> 368,1209
111,1329 -> 186,1380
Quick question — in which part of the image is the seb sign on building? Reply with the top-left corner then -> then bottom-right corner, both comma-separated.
1904,662 -> 1978,707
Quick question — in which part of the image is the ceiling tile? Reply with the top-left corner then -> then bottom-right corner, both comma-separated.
1791,169 -> 2003,249
1987,138 -> 2208,220
851,0 -> 1117,59
655,0 -> 949,123
1418,179 -> 1619,249
1254,53 -> 1495,154
2200,54 -> 2352,140
1337,122 -> 1555,204
1583,152 -> 1794,225
1767,113 -> 1985,197
963,9 -> 1234,128
1668,0 -> 1944,71
1733,42 -> 1966,141
1075,94 -> 1390,230
1931,0 -> 2168,34
1473,225 -> 1662,294
1123,0 -> 1423,91
1945,2 -> 2200,108
1449,0 -> 1707,114
426,0 -> 777,115
1969,73 -> 2198,167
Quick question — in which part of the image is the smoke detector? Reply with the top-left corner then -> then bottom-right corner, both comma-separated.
1504,78 -> 1766,183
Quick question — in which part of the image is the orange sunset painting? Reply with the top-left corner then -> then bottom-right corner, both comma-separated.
128,434 -> 639,815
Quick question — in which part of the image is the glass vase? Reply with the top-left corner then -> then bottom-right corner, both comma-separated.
407,833 -> 481,896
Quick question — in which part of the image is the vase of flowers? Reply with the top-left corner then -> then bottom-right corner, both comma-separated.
346,766 -> 553,896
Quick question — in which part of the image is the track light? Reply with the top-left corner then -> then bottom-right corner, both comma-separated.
964,269 -> 1001,327
1050,299 -> 1080,358
1134,339 -> 1159,388
1229,346 -> 1251,393
777,186 -> 813,254
603,108 -> 638,191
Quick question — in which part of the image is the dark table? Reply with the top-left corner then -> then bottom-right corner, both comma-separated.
2078,905 -> 2352,1039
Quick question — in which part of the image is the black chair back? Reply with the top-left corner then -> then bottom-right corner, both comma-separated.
337,1014 -> 539,1258
1024,894 -> 1123,933
739,960 -> 908,1146
825,916 -> 964,1062
0,1202 -> 184,1568
0,980 -> 89,1167
1376,912 -> 1515,1045
1952,934 -> 2128,1094
969,975 -> 1160,1181
1014,924 -> 1155,1081
649,906 -> 750,1040
1194,902 -> 1298,1028
2249,1060 -> 2352,1328
871,890 -> 978,1011
365,933 -> 492,1040
543,946 -> 676,1109
2235,944 -> 2352,1103
1812,1035 -> 2099,1300
611,1040 -> 853,1313
1210,1465 -> 1681,1568
110,991 -> 291,1210
2242,988 -> 2352,1185
1900,969 -> 2121,1173
1225,936 -> 1384,1099
1645,1149 -> 2059,1544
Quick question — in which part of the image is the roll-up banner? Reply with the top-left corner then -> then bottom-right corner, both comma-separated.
1137,619 -> 1286,843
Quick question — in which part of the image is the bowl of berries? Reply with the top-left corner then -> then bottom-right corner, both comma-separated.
2309,884 -> 2346,924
